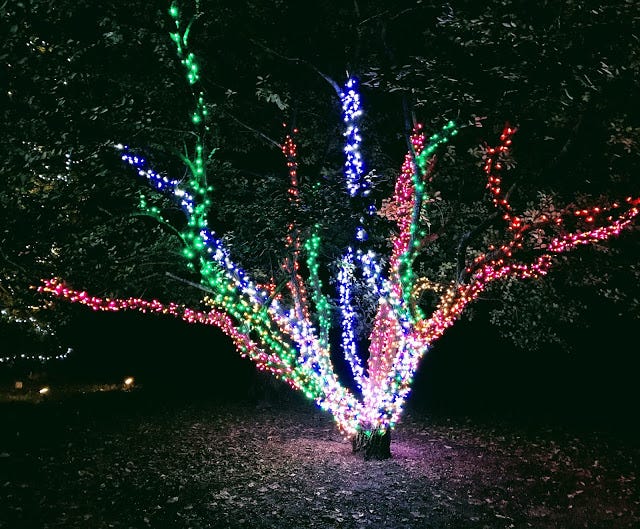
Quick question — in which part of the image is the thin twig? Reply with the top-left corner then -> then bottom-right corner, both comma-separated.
0,248 -> 27,273
456,183 -> 517,283
165,271 -> 218,295
358,7 -> 415,27
249,39 -> 342,96
221,110 -> 281,149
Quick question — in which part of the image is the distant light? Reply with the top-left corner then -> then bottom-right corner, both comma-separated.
39,386 -> 50,395
123,377 -> 134,387
15,381 -> 23,390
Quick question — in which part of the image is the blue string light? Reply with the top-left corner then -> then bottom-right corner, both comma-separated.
340,77 -> 365,198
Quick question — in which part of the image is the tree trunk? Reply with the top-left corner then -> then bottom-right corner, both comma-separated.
351,428 -> 391,460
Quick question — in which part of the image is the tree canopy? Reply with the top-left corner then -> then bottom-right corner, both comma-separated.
2,0 -> 638,359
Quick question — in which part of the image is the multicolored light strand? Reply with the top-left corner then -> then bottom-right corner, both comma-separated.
38,3 -> 639,444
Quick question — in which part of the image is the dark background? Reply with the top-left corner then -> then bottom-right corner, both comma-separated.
7,304 -> 632,437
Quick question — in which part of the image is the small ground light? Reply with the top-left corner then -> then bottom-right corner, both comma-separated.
15,381 -> 23,390
39,386 -> 50,395
123,377 -> 135,389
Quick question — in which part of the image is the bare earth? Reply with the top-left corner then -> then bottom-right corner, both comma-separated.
0,390 -> 637,528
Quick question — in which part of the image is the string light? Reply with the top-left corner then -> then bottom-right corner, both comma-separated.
340,77 -> 378,244
0,347 -> 73,365
304,227 -> 332,348
36,2 -> 639,448
338,247 -> 365,388
341,77 -> 365,198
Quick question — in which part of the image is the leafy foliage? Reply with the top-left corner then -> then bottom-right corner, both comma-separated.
2,0 -> 639,360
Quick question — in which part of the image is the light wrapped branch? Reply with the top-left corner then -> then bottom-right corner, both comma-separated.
38,2 -> 638,456
415,126 -> 640,348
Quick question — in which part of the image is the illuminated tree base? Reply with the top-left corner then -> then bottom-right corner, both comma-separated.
352,428 -> 391,460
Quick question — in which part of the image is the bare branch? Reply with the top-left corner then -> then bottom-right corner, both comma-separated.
0,247 -> 27,274
456,183 -> 516,283
249,38 -> 342,97
165,271 -> 217,295
221,110 -> 281,149
358,7 -> 415,27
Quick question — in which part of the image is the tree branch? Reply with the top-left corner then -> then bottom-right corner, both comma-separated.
358,7 -> 415,27
543,114 -> 584,179
249,39 -> 342,97
165,271 -> 217,295
456,183 -> 517,283
221,110 -> 282,149
0,248 -> 27,274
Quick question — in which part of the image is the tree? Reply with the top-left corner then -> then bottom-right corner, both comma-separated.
5,0 -> 639,358
38,2 -> 638,459
0,0 -> 195,358
361,0 -> 640,354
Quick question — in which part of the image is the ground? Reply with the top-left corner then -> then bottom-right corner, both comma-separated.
0,387 -> 637,529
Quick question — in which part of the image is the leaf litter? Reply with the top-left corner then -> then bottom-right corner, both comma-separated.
0,390 -> 637,528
